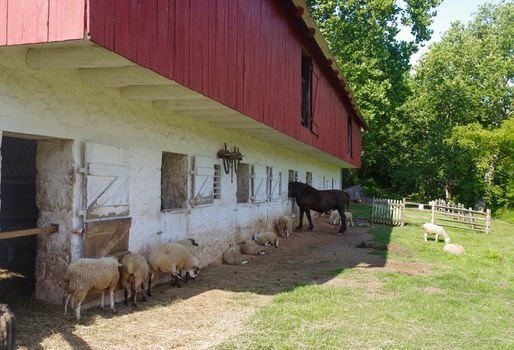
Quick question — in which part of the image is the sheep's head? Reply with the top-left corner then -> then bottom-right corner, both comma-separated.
187,267 -> 200,279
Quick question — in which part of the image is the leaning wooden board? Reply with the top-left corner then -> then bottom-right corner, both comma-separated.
83,218 -> 131,258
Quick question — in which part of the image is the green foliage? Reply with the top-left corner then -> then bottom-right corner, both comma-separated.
396,2 -> 513,210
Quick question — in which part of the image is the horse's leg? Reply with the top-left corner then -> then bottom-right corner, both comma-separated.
337,208 -> 347,234
305,209 -> 314,230
297,206 -> 304,230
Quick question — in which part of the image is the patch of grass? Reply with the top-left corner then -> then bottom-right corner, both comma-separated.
220,219 -> 514,349
317,259 -> 330,264
348,203 -> 371,219
495,207 -> 514,224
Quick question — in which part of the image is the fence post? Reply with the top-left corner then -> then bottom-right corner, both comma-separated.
371,197 -> 375,225
401,198 -> 405,227
431,201 -> 435,224
485,209 -> 491,234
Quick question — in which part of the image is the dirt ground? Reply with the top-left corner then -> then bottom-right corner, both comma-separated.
3,218 -> 432,350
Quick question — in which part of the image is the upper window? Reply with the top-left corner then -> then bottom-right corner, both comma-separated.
348,116 -> 353,158
301,50 -> 312,129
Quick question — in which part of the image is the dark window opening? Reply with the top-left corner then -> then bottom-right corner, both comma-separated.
161,152 -> 188,210
348,116 -> 353,157
301,50 -> 312,129
236,163 -> 250,203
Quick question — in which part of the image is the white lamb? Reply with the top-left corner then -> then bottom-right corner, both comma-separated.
275,215 -> 293,238
147,243 -> 200,295
422,223 -> 451,244
63,257 -> 120,321
119,252 -> 149,307
239,240 -> 266,255
223,244 -> 248,265
443,243 -> 465,255
253,232 -> 279,248
344,212 -> 354,227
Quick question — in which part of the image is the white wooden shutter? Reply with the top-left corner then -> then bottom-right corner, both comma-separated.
269,171 -> 281,201
192,155 -> 214,207
85,142 -> 130,221
251,165 -> 267,203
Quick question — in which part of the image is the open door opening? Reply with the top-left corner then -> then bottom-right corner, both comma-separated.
0,136 -> 38,298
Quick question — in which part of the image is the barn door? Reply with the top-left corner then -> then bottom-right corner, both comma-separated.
269,169 -> 281,202
251,165 -> 267,203
83,142 -> 130,258
192,155 -> 214,207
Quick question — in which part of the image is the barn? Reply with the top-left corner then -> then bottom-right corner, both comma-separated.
0,0 -> 367,304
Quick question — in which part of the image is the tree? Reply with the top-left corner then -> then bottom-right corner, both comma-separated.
306,0 -> 441,187
398,2 -> 513,208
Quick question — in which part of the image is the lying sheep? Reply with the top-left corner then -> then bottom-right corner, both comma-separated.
275,215 -> 293,238
443,243 -> 465,255
223,244 -> 248,265
63,257 -> 120,321
422,223 -> 451,244
253,232 -> 279,248
239,240 -> 266,255
147,243 -> 200,295
119,252 -> 149,307
329,211 -> 354,227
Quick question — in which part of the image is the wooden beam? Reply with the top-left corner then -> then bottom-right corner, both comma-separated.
171,109 -> 239,117
122,85 -> 202,100
153,99 -> 225,111
26,45 -> 134,69
79,66 -> 175,87
210,121 -> 267,129
0,225 -> 58,240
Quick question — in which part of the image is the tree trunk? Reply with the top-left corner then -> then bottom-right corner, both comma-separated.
0,304 -> 16,350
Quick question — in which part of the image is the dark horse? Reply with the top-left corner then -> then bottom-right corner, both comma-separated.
288,181 -> 350,234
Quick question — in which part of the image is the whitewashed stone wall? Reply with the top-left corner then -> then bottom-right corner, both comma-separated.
0,47 -> 345,303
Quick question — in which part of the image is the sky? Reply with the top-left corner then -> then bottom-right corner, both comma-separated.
397,0 -> 505,65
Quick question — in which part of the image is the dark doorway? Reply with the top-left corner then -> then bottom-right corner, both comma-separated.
0,136 -> 39,297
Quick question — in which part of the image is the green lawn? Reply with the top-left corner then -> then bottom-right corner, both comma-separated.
220,211 -> 513,349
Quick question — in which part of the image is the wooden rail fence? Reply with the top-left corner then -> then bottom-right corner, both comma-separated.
371,197 -> 491,234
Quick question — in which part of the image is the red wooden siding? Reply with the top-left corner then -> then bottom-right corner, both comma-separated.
89,0 -> 362,167
0,0 -> 85,46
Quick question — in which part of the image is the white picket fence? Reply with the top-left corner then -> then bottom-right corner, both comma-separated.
371,197 -> 492,234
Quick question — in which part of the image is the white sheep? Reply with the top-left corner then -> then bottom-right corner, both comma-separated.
275,215 -> 293,238
239,240 -> 266,255
443,243 -> 465,255
223,244 -> 248,265
63,257 -> 120,321
147,243 -> 200,295
253,232 -> 279,248
175,238 -> 199,254
328,211 -> 354,227
422,223 -> 451,244
119,252 -> 149,307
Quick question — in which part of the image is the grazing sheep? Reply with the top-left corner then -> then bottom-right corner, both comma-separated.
147,243 -> 200,295
443,243 -> 465,255
223,244 -> 248,265
175,238 -> 199,254
253,232 -> 279,248
275,215 -> 293,238
119,252 -> 149,307
422,223 -> 451,244
63,257 -> 120,321
239,240 -> 266,255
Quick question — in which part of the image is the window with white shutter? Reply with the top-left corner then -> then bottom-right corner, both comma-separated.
213,164 -> 221,199
192,156 -> 214,207
269,168 -> 281,201
251,165 -> 268,203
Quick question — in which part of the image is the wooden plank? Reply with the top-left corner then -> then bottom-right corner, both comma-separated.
188,0 -> 206,93
137,0 -> 156,68
167,0 -> 176,77
0,225 -> 58,240
102,0 -> 115,50
208,0 -> 218,100
48,0 -> 86,42
152,0 -> 170,74
173,0 -> 190,85
7,0 -> 49,45
128,0 -> 139,61
89,0 -> 105,46
114,0 -> 131,57
83,218 -> 131,258
235,0 -> 245,112
0,0 -> 6,45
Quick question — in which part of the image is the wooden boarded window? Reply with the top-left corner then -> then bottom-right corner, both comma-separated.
306,172 -> 312,186
268,167 -> 281,202
288,169 -> 298,182
161,152 -> 188,210
237,163 -> 250,203
301,50 -> 312,129
251,165 -> 268,203
192,156 -> 214,207
213,164 -> 221,200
